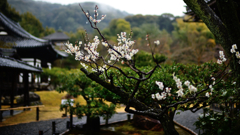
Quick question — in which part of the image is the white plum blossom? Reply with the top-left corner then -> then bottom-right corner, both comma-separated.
176,89 -> 184,97
205,92 -> 210,97
232,44 -> 237,49
231,48 -> 236,53
184,80 -> 190,86
154,92 -> 166,101
219,51 -> 224,59
222,57 -> 227,62
165,87 -> 172,96
92,68 -> 97,72
236,51 -> 240,59
162,92 -> 167,97
217,51 -> 227,64
151,94 -> 155,99
156,81 -> 164,90
209,85 -> 214,92
188,85 -> 197,93
102,42 -> 108,47
229,44 -> 240,64
154,40 -> 160,45
155,93 -> 164,100
211,77 -> 216,85
165,87 -> 171,93
80,63 -> 88,69
217,59 -> 223,64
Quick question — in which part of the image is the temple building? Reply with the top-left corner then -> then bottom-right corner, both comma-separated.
43,31 -> 69,50
0,12 -> 68,120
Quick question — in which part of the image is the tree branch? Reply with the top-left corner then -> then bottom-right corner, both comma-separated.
80,68 -> 150,111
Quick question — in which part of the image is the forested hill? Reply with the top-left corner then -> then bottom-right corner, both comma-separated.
8,0 -> 130,32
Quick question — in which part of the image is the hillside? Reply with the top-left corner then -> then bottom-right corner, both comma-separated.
8,0 -> 130,32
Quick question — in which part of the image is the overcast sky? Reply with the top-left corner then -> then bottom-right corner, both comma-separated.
35,0 -> 186,16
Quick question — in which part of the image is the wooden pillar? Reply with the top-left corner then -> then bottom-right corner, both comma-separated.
23,72 -> 30,108
105,113 -> 109,126
70,110 -> 73,129
34,58 -> 36,66
0,73 -> 2,122
0,94 -> 2,122
36,107 -> 39,121
10,71 -> 17,115
0,69 -> 3,122
52,121 -> 56,134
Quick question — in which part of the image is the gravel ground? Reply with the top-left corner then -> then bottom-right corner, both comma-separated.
174,109 -> 203,134
0,113 -> 133,135
0,117 -> 78,135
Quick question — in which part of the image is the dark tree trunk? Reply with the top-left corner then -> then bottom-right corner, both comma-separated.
159,111 -> 179,135
84,115 -> 100,133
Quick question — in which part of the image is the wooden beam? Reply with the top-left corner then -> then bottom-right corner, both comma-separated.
0,105 -> 45,111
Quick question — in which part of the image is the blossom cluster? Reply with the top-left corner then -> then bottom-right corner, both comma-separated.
92,64 -> 106,73
152,81 -> 172,101
107,32 -> 138,62
65,32 -> 139,71
152,73 -> 200,101
65,36 -> 100,62
173,74 -> 184,97
230,44 -> 240,64
205,77 -> 215,97
85,7 -> 106,23
65,42 -> 79,54
173,74 -> 198,97
173,73 -> 198,97
217,51 -> 227,64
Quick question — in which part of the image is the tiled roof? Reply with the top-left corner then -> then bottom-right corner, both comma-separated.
42,32 -> 69,41
0,55 -> 42,72
0,12 -> 68,59
0,48 -> 17,57
0,13 -> 48,43
0,36 -> 49,48
53,47 -> 69,57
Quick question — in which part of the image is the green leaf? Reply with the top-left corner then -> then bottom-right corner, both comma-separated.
176,112 -> 181,115
90,102 -> 96,107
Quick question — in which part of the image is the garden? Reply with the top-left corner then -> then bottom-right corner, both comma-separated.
62,1 -> 240,135
1,0 -> 240,135
41,1 -> 240,134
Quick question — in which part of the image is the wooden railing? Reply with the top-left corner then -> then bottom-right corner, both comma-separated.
0,105 -> 45,122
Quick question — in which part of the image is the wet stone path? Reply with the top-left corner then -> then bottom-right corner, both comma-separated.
0,110 -> 203,135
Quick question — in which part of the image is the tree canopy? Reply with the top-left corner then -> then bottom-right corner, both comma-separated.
0,0 -> 21,22
20,12 -> 45,37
